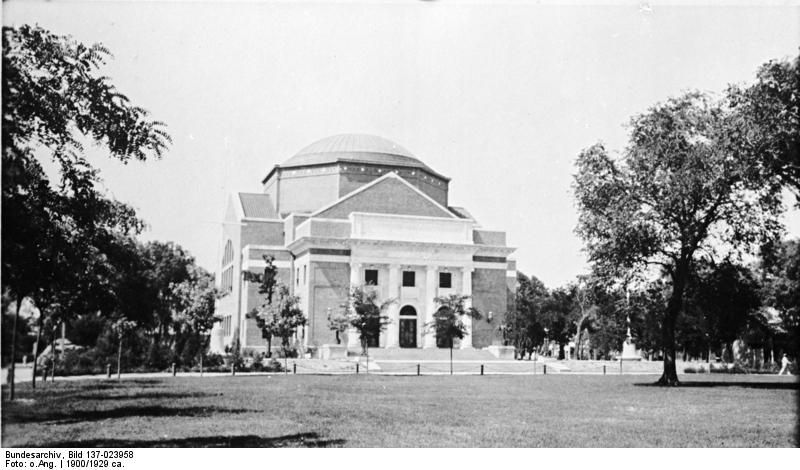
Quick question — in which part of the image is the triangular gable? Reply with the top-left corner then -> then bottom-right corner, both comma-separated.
313,173 -> 456,220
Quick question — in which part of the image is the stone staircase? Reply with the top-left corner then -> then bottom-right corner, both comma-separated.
353,347 -> 497,362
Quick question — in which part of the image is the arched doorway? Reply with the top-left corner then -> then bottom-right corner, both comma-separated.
399,305 -> 417,348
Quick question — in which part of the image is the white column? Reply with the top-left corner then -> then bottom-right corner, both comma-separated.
347,262 -> 362,350
460,267 -> 474,349
386,264 -> 400,348
423,265 -> 438,348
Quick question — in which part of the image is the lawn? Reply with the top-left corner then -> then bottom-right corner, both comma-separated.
2,374 -> 797,447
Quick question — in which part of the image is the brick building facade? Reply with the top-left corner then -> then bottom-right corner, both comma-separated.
211,134 -> 516,354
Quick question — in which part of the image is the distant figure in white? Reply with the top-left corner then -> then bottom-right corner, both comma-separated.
778,354 -> 791,375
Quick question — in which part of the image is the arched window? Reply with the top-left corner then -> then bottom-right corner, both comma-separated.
400,305 -> 417,317
221,240 -> 234,293
222,240 -> 234,266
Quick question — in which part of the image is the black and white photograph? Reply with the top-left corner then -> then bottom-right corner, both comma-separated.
1,0 -> 798,455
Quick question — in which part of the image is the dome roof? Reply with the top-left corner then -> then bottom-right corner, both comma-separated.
281,134 -> 438,175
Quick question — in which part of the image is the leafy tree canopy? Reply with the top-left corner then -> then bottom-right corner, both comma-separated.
575,90 -> 788,385
341,286 -> 394,353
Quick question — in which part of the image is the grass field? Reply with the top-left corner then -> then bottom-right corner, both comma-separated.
2,374 -> 797,447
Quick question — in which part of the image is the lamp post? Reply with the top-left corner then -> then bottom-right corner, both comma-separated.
543,327 -> 549,358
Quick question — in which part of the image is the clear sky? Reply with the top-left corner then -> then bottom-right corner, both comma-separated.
4,1 -> 799,288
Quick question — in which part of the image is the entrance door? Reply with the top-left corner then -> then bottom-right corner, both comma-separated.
399,318 -> 417,348
399,305 -> 418,348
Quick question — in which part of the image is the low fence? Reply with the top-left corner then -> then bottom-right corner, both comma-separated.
24,359 -> 670,382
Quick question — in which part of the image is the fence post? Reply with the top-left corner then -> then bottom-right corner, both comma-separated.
603,365 -> 606,375
231,362 -> 235,376
416,364 -> 420,376
356,363 -> 359,375
480,364 -> 484,376
619,360 -> 622,375
293,363 -> 297,375
106,363 -> 111,379
543,364 -> 547,375
171,363 -> 176,377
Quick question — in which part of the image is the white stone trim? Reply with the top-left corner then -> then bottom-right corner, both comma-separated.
243,258 -> 292,269
351,256 -> 472,269
242,217 -> 284,223
350,212 -> 472,245
309,254 -> 351,264
242,244 -> 289,253
507,270 -> 517,277
473,262 -> 508,270
231,191 -> 245,220
306,218 -> 352,224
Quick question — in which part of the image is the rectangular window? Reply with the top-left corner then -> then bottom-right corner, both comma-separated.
402,271 -> 416,287
296,267 -> 300,286
365,269 -> 378,285
303,265 -> 307,285
439,272 -> 452,288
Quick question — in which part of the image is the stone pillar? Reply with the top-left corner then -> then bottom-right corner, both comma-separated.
460,267 -> 474,349
423,265 -> 438,348
386,264 -> 400,348
347,262 -> 362,350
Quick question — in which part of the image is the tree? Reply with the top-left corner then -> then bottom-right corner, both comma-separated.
242,255 -> 279,356
342,286 -> 393,357
428,294 -> 481,375
502,272 -> 548,360
145,242 -> 196,351
540,287 -> 577,360
111,318 -> 137,380
684,261 -> 762,362
570,279 -> 600,360
760,239 -> 800,358
2,25 -> 170,399
727,54 -> 799,197
574,92 -> 786,385
171,267 -> 220,375
326,307 -> 351,346
249,284 -> 305,371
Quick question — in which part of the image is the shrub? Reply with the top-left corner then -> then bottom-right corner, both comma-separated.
263,358 -> 284,372
275,347 -> 298,358
683,365 -> 708,374
204,353 -> 224,368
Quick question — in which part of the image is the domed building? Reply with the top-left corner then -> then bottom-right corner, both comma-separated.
212,134 -> 516,355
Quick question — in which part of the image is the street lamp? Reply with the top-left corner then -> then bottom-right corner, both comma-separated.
543,327 -> 549,358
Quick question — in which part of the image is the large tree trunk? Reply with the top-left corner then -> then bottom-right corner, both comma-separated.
657,264 -> 688,386
8,297 -> 23,400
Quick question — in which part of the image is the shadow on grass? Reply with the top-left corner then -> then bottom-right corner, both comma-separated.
6,406 -> 250,425
39,432 -> 345,448
634,381 -> 799,390
71,391 -> 223,401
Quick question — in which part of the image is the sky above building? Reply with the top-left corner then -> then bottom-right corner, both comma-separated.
4,1 -> 799,288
